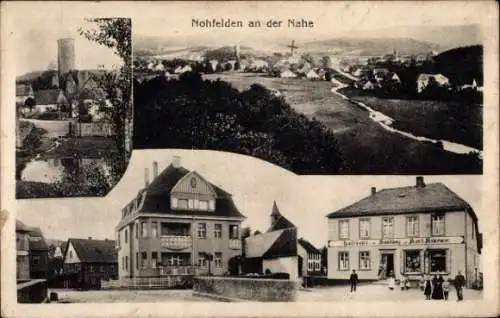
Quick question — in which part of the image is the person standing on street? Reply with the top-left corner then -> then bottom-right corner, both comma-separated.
443,278 -> 451,300
454,271 -> 466,301
424,275 -> 432,300
349,269 -> 359,292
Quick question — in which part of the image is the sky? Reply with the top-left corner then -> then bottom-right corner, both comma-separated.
132,1 -> 487,46
17,149 -> 486,249
12,17 -> 123,76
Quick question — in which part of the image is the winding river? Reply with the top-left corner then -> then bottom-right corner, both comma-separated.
329,78 -> 483,158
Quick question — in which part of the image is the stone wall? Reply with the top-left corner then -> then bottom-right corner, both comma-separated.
193,277 -> 299,302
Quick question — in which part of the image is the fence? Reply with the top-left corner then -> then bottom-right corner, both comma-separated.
17,279 -> 48,303
102,275 -> 193,290
69,122 -> 115,137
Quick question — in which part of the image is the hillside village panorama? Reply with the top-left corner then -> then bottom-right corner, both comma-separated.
133,26 -> 483,175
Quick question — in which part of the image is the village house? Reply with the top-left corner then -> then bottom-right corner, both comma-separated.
27,227 -> 49,279
417,73 -> 450,93
326,177 -> 482,287
116,157 -> 246,280
16,220 -> 31,280
16,83 -> 35,106
306,69 -> 320,80
174,65 -> 193,74
32,89 -> 66,113
63,237 -> 118,289
279,69 -> 297,79
298,238 -> 322,275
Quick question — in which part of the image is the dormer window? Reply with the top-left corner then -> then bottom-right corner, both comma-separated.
190,177 -> 197,188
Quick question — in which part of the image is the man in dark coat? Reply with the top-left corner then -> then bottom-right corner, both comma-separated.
454,270 -> 466,301
349,269 -> 359,292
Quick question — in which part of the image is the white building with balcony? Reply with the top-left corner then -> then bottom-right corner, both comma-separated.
116,156 -> 246,279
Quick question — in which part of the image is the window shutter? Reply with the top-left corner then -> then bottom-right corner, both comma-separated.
446,249 -> 451,274
400,251 -> 404,274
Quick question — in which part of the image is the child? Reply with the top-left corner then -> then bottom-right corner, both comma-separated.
400,276 -> 406,291
443,278 -> 451,300
388,271 -> 396,290
405,277 -> 411,290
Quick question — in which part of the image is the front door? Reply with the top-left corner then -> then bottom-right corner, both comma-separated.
379,253 -> 395,279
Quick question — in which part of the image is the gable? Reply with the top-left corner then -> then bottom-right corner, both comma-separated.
171,171 -> 217,197
64,242 -> 81,264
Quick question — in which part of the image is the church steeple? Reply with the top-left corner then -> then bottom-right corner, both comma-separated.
270,201 -> 281,227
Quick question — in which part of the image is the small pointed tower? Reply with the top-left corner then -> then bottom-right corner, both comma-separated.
270,200 -> 281,227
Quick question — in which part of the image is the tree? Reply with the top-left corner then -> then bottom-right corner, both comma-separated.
79,18 -> 132,173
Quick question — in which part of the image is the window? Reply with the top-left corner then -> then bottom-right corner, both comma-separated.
141,222 -> 148,238
199,200 -> 209,210
339,220 -> 349,239
214,224 -> 222,239
141,252 -> 147,269
198,253 -> 207,268
197,223 -> 207,239
124,229 -> 128,243
431,214 -> 445,236
359,251 -> 370,270
171,197 -> 178,209
165,254 -> 182,266
100,265 -> 104,273
229,225 -> 239,239
193,199 -> 199,210
178,199 -> 188,209
122,256 -> 124,270
151,222 -> 158,238
382,217 -> 394,238
152,252 -> 158,268
136,252 -> 139,270
90,265 -> 95,273
359,219 -> 370,239
407,216 -> 419,237
117,232 -> 121,248
188,199 -> 194,209
429,250 -> 446,273
209,200 -> 215,211
32,255 -> 40,265
404,250 -> 421,272
338,252 -> 349,270
214,252 -> 223,268
125,256 -> 128,271
69,251 -> 73,259
135,223 -> 138,239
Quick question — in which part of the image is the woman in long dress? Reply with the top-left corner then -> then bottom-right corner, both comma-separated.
431,275 -> 444,299
424,276 -> 432,300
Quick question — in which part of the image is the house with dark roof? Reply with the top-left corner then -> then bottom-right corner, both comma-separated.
298,238 -> 322,275
33,89 -> 67,113
244,202 -> 312,280
63,237 -> 118,289
326,176 -> 482,287
16,83 -> 35,106
116,156 -> 246,279
27,227 -> 49,279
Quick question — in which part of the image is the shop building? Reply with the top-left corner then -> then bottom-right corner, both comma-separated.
326,177 -> 482,286
116,157 -> 246,278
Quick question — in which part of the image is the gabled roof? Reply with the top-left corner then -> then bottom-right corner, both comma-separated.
66,238 -> 117,263
298,238 -> 320,255
16,84 -> 33,97
327,182 -> 475,219
122,163 -> 245,221
262,227 -> 297,259
16,220 -> 30,232
34,89 -> 61,105
27,227 -> 49,251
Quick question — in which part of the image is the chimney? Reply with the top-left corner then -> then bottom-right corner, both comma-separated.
152,161 -> 159,179
416,176 -> 426,188
371,187 -> 376,195
88,237 -> 92,240
172,156 -> 181,168
144,167 -> 150,187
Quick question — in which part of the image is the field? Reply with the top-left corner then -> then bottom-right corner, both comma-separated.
340,87 -> 483,150
203,73 -> 481,174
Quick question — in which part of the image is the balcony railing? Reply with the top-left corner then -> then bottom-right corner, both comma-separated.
160,235 -> 192,250
157,265 -> 199,276
229,239 -> 241,250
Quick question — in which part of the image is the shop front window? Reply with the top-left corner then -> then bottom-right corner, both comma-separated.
429,249 -> 446,273
404,250 -> 421,272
